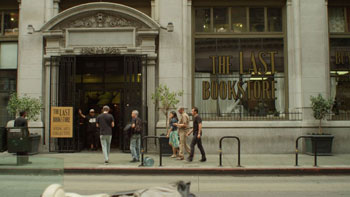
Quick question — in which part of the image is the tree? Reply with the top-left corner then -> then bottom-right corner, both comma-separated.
310,94 -> 333,134
151,84 -> 183,131
7,93 -> 43,121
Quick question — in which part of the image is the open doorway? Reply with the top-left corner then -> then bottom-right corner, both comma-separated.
51,55 -> 145,152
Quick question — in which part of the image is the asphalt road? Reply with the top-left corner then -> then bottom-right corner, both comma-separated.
1,174 -> 350,197
63,175 -> 350,197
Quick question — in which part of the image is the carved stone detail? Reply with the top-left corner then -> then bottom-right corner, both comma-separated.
80,47 -> 121,55
54,12 -> 146,30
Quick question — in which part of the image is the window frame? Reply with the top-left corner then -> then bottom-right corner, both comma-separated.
0,9 -> 19,40
192,4 -> 289,120
328,6 -> 350,120
194,6 -> 284,35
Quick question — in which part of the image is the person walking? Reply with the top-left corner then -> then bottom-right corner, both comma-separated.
187,107 -> 206,162
174,107 -> 191,160
130,110 -> 143,162
78,109 -> 99,151
167,111 -> 180,158
96,106 -> 115,164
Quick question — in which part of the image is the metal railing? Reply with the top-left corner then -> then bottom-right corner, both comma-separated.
140,136 -> 166,167
295,136 -> 319,167
201,112 -> 302,121
327,112 -> 350,121
219,136 -> 241,167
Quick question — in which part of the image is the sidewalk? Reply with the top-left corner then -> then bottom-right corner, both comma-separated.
2,151 -> 350,175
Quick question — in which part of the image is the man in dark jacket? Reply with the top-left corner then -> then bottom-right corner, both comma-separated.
14,111 -> 28,127
130,110 -> 142,162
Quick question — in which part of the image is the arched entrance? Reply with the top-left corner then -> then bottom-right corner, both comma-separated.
42,2 -> 159,152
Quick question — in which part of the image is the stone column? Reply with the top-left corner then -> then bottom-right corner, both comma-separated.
158,0 -> 192,126
298,0 -> 329,120
287,0 -> 303,114
17,0 -> 45,100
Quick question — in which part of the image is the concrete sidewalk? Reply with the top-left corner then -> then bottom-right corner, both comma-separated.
2,151 -> 350,175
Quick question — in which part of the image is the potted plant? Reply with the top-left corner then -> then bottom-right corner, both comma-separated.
6,93 -> 43,155
151,85 -> 183,155
305,94 -> 334,155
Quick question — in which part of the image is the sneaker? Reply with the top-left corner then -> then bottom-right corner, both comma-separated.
186,157 -> 193,162
130,158 -> 137,163
177,157 -> 184,160
200,158 -> 207,162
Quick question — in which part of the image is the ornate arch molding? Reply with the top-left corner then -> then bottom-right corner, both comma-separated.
41,2 -> 159,58
41,2 -> 160,31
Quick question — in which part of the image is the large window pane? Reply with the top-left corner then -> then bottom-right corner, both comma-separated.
267,8 -> 282,32
195,8 -> 211,32
249,8 -> 265,32
329,38 -> 350,120
329,7 -> 345,33
213,8 -> 228,33
195,38 -> 285,119
4,12 -> 19,36
231,7 -> 247,33
0,43 -> 18,69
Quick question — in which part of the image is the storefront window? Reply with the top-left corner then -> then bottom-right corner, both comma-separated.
195,8 -> 211,32
195,7 -> 282,33
0,42 -> 18,69
249,8 -> 265,32
4,12 -> 19,36
231,7 -> 247,33
195,38 -> 286,120
329,38 -> 350,120
328,6 -> 350,120
329,7 -> 346,33
267,8 -> 282,32
213,8 -> 228,33
0,11 -> 19,36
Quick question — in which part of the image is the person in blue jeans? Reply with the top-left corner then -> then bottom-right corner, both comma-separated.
130,110 -> 143,162
96,106 -> 115,165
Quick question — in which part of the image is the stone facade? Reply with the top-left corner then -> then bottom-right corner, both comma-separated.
8,0 -> 350,153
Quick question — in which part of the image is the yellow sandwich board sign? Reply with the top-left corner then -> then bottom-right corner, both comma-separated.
50,106 -> 73,138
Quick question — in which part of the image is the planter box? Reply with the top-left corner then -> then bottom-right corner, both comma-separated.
305,134 -> 334,156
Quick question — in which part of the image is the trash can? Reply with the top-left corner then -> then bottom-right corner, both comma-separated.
159,134 -> 172,156
7,128 -> 41,155
0,127 -> 7,152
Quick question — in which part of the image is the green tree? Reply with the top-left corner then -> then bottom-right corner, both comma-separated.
310,94 -> 333,134
151,84 -> 183,131
7,93 -> 43,121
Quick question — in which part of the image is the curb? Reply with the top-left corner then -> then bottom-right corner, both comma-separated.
2,167 -> 350,176
63,167 -> 350,175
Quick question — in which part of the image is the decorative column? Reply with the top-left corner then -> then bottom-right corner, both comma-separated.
298,0 -> 329,120
287,0 -> 303,114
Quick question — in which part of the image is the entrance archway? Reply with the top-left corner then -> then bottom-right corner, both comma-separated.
42,2 -> 159,152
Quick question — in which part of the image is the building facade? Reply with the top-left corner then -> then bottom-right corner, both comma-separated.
0,0 -> 349,153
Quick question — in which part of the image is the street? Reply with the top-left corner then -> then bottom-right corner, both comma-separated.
1,174 -> 350,197
63,175 -> 350,197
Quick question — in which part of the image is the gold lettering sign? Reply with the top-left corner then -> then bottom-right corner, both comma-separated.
50,106 -> 73,138
202,51 -> 279,101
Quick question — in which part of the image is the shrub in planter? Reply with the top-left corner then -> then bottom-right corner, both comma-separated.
306,94 -> 334,155
7,93 -> 43,121
6,93 -> 43,155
